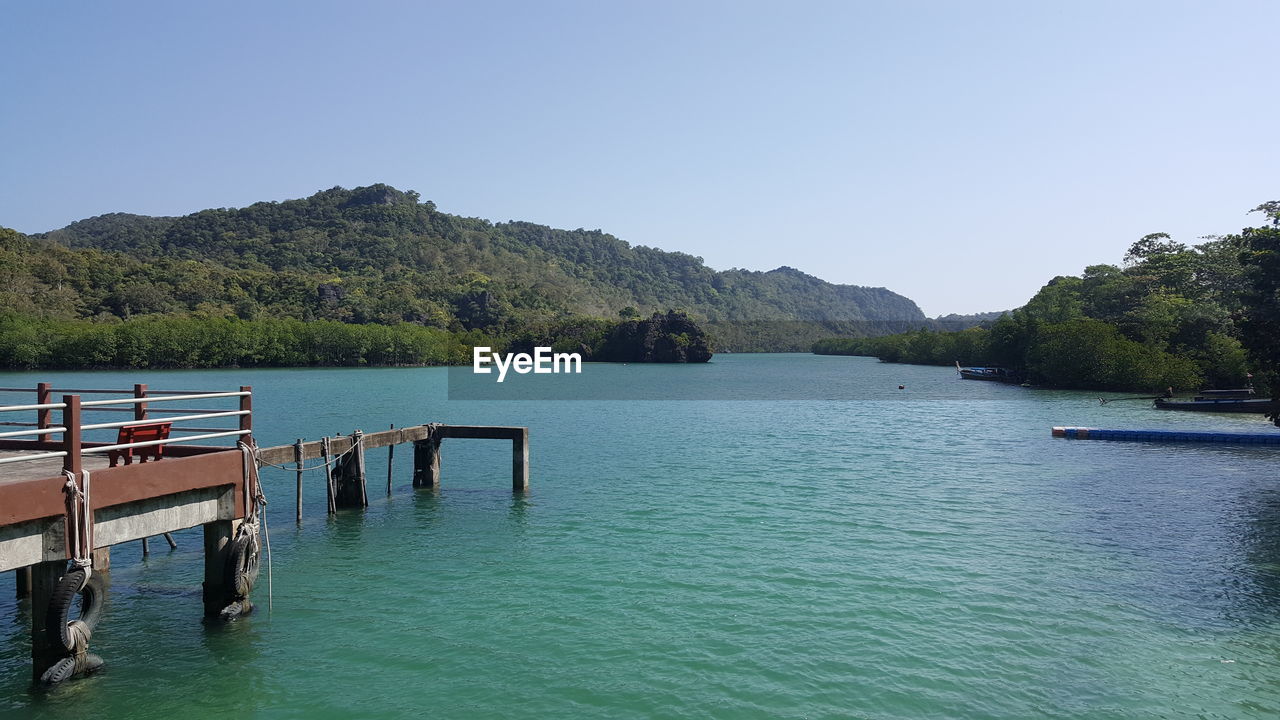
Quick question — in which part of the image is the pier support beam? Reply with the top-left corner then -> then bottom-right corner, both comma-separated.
412,437 -> 440,489
513,429 -> 528,492
201,519 -> 235,618
333,431 -> 368,509
29,560 -> 65,682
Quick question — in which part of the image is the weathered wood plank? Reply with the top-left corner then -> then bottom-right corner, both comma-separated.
255,424 -> 527,465
256,425 -> 431,465
437,425 -> 526,441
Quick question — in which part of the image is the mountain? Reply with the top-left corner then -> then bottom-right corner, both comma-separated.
931,310 -> 1009,330
0,184 -> 926,348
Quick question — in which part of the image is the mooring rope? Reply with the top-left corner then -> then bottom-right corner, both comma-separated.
260,482 -> 273,613
81,470 -> 92,568
254,426 -> 436,475
254,438 -> 363,473
60,470 -> 93,574
239,440 -> 273,613
58,469 -> 96,656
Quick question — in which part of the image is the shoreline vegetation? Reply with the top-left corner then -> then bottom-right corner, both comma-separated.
0,183 -> 922,369
814,204 -> 1280,409
0,310 -> 713,371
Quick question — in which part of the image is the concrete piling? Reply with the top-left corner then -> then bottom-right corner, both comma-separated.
201,519 -> 234,618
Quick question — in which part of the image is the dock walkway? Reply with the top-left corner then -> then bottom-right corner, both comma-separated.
1,382 -> 527,685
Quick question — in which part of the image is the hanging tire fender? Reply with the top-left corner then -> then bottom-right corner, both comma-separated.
46,567 -> 105,652
38,652 -> 104,685
224,532 -> 260,599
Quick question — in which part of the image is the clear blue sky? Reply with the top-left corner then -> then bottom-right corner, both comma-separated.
2,1 -> 1276,315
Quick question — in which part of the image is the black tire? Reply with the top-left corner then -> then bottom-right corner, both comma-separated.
218,598 -> 253,622
79,652 -> 105,675
46,568 -> 105,652
38,653 -> 104,685
225,533 -> 260,598
39,657 -> 76,685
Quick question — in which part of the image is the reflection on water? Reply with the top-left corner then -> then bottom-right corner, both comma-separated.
1235,484 -> 1280,618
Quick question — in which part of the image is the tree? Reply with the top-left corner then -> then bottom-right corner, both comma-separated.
1124,232 -> 1187,267
1238,201 -> 1280,425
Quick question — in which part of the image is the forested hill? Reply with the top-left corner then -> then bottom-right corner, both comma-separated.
19,184 -> 924,334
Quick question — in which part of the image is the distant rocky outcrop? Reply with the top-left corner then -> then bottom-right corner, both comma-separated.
594,311 -> 713,363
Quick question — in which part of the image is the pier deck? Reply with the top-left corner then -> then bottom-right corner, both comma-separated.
0,451 -> 110,484
1,382 -> 528,684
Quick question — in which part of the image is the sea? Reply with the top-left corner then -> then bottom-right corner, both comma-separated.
2,354 -> 1279,719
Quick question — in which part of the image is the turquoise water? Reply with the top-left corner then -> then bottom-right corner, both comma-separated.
3,354 -> 1280,718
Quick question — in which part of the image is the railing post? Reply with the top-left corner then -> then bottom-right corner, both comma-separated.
36,382 -> 51,431
62,395 -> 81,477
133,383 -> 148,422
239,386 -> 252,442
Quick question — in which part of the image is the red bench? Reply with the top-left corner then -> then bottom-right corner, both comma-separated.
108,422 -> 172,467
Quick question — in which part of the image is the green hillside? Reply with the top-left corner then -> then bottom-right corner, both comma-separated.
0,184 -> 926,367
18,184 -> 922,328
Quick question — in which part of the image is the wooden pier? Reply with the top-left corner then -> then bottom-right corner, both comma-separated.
257,423 -> 529,502
0,383 -> 528,685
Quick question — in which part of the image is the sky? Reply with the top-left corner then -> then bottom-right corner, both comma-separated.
2,1 -> 1277,316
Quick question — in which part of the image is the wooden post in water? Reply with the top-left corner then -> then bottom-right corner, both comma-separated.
333,431 -> 368,509
412,435 -> 441,489
322,437 -> 336,515
512,428 -> 529,492
386,424 -> 395,497
294,439 -> 304,523
30,560 -> 66,681
141,537 -> 150,556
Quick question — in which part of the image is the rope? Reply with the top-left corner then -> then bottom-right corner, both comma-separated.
255,427 -> 435,475
61,470 -> 92,578
239,439 -> 273,613
254,439 -> 363,473
260,481 -> 273,612
81,470 -> 92,567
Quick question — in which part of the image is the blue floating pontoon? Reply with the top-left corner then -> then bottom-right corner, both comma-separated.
1052,426 -> 1280,445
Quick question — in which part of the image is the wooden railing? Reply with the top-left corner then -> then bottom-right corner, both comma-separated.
0,384 -> 253,473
